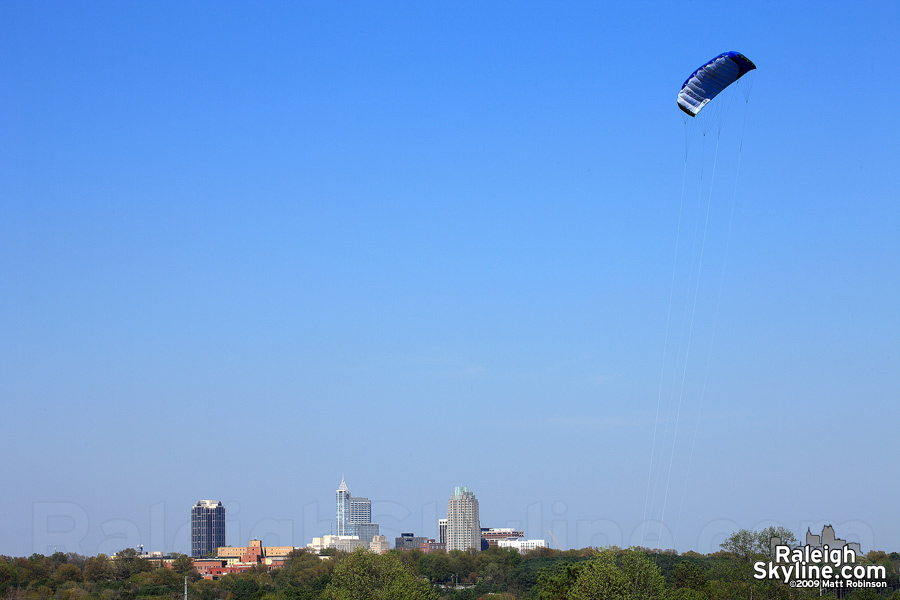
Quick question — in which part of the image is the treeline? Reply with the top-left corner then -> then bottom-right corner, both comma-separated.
2,531 -> 899,600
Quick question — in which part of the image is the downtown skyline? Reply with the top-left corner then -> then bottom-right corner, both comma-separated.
2,0 -> 898,559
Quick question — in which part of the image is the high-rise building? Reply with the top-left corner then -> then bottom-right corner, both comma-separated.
335,477 -> 379,543
354,523 -> 380,544
336,478 -> 351,536
438,518 -> 448,545
447,486 -> 480,552
349,496 -> 371,526
191,500 -> 225,558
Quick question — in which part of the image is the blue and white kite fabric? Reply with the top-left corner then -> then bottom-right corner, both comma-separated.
677,52 -> 756,117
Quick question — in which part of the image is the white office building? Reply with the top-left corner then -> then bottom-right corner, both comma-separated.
497,538 -> 548,553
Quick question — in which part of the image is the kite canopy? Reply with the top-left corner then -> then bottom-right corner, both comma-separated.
677,52 -> 756,117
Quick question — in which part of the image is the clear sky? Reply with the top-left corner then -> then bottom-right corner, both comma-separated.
1,1 -> 898,558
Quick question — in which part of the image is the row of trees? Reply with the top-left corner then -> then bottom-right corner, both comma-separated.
2,529 -> 899,600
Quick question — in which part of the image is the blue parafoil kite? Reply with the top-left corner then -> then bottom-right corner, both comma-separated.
677,52 -> 756,117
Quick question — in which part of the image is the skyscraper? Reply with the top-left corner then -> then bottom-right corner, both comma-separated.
191,500 -> 225,558
336,478 -> 351,536
349,496 -> 371,526
447,486 -> 480,552
335,477 -> 379,542
350,496 -> 379,542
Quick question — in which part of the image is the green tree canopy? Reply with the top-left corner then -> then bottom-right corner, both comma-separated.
170,553 -> 198,579
82,555 -> 112,582
721,527 -> 798,561
321,548 -> 437,600
418,552 -> 451,584
618,548 -> 666,600
52,564 -> 83,583
569,551 -> 628,600
672,560 -> 707,591
275,548 -> 332,587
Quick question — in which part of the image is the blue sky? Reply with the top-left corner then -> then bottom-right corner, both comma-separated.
1,1 -> 898,557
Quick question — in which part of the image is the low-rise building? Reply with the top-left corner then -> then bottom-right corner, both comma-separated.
307,535 -> 367,554
481,528 -> 525,547
395,533 -> 430,551
420,540 -> 445,554
497,538 -> 548,553
193,558 -> 230,580
190,539 -> 298,579
217,539 -> 294,563
369,535 -> 390,554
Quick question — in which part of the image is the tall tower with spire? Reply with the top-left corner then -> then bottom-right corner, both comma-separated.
336,476 -> 351,536
335,476 -> 379,543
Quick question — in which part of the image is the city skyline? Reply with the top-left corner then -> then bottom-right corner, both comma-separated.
14,472 -> 895,558
2,0 -> 897,558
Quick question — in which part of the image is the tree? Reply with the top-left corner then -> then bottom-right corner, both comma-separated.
25,554 -> 51,581
475,546 -> 521,586
59,583 -> 88,600
418,552 -> 451,584
112,548 -> 152,580
0,561 -> 18,588
191,576 -> 227,600
618,549 -> 666,600
721,527 -> 797,561
756,526 -> 798,559
48,553 -> 68,572
447,550 -> 476,584
219,573 -> 261,600
65,554 -> 87,571
394,549 -> 423,575
52,564 -> 83,584
83,555 -> 112,582
669,589 -> 709,600
720,529 -> 758,561
846,590 -> 881,600
672,561 -> 706,591
534,551 -> 658,600
275,549 -> 331,587
535,561 -> 589,600
321,548 -> 438,600
171,554 -> 199,580
569,551 -> 628,600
